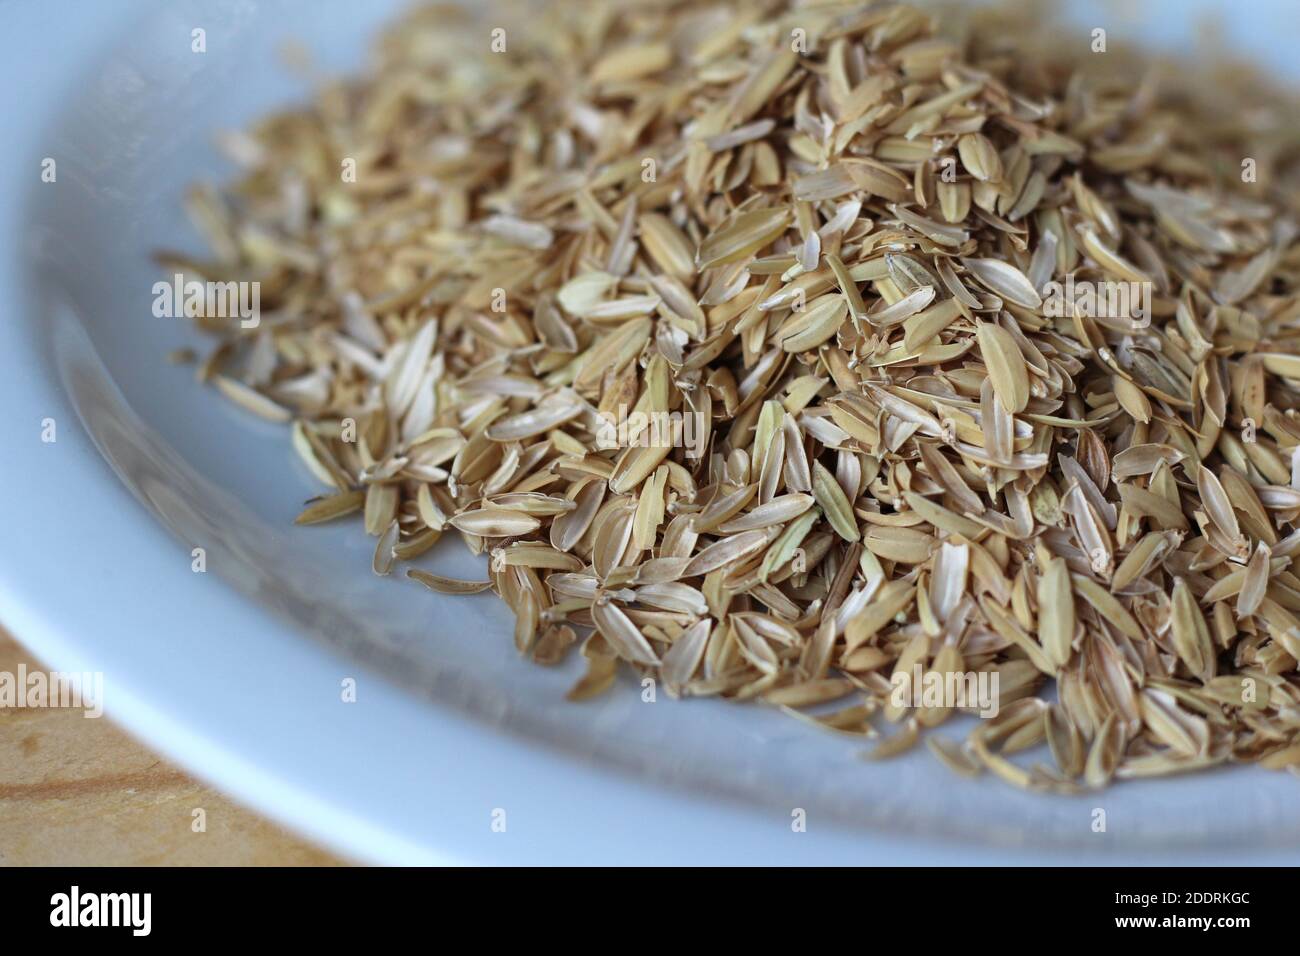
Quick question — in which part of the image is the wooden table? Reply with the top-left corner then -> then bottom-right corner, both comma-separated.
0,630 -> 346,865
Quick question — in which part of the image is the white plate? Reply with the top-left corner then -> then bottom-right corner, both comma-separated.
2,0 -> 1298,865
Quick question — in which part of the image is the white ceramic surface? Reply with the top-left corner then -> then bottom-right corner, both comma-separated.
1,0 -> 1298,865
